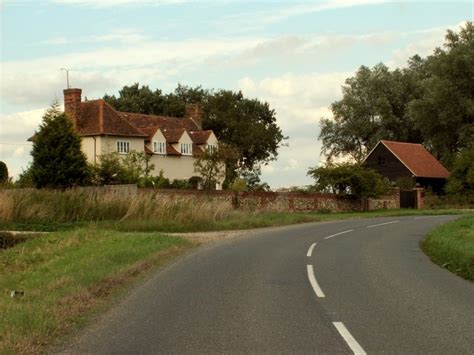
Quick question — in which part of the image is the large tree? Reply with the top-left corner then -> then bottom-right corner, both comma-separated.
319,22 -> 473,167
104,84 -> 285,185
30,104 -> 90,188
319,63 -> 423,163
409,22 -> 474,167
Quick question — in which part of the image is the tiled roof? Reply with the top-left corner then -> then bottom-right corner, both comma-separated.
166,143 -> 181,155
120,112 -> 200,132
380,140 -> 450,178
189,130 -> 212,144
78,100 -> 146,137
162,128 -> 185,143
193,144 -> 205,157
139,126 -> 160,140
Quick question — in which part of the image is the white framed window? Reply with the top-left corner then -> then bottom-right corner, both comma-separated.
117,140 -> 130,154
207,144 -> 217,154
153,141 -> 166,154
180,143 -> 192,156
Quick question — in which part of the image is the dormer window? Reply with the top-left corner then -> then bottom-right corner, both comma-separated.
117,141 -> 130,154
153,141 -> 166,154
181,143 -> 192,156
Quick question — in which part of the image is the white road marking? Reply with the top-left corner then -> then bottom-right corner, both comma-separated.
367,220 -> 399,228
307,243 -> 317,257
333,322 -> 366,355
323,229 -> 354,240
307,265 -> 325,298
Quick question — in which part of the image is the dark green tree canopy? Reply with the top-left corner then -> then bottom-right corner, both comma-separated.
104,84 -> 285,184
319,22 -> 473,168
30,103 -> 90,188
0,161 -> 8,183
307,163 -> 391,198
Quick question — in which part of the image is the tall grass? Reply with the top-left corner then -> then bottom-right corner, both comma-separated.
0,189 -> 236,226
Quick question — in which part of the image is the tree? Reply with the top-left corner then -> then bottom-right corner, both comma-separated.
194,144 -> 239,190
319,22 -> 473,166
0,161 -> 8,184
307,163 -> 391,198
319,63 -> 423,163
104,84 -> 285,185
204,90 -> 285,184
30,104 -> 89,188
445,145 -> 474,195
409,22 -> 474,167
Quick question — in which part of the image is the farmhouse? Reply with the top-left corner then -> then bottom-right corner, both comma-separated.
63,88 -> 223,189
363,140 -> 450,194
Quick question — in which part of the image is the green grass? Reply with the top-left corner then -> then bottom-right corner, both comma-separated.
1,208 -> 468,234
0,228 -> 194,354
421,214 -> 474,281
85,208 -> 469,233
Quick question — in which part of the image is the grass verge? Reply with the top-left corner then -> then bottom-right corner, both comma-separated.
99,208 -> 468,233
0,228 -> 194,354
421,214 -> 474,281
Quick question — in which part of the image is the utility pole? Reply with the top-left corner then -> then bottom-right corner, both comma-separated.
60,68 -> 71,88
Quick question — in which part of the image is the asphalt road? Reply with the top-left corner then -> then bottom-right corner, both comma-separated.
64,215 -> 474,354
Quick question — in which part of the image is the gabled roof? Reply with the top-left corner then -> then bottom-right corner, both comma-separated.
366,140 -> 450,178
162,128 -> 186,143
189,130 -> 212,144
78,100 -> 146,137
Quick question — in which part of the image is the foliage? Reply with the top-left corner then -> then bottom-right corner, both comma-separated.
90,151 -> 153,185
30,104 -> 90,188
307,163 -> 391,198
445,145 -> 474,195
15,166 -> 34,188
319,22 -> 473,167
138,170 -> 171,188
396,176 -> 416,190
104,84 -> 285,184
0,161 -> 8,184
409,22 -> 474,167
230,178 -> 248,192
194,144 -> 238,190
319,63 -> 423,163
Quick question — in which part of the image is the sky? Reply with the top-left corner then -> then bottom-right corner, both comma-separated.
0,0 -> 472,188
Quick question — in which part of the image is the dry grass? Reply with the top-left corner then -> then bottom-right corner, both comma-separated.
0,189 -> 236,226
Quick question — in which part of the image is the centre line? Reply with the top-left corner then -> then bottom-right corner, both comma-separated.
323,229 -> 354,240
307,243 -> 317,257
367,220 -> 399,228
307,265 -> 325,298
333,322 -> 366,355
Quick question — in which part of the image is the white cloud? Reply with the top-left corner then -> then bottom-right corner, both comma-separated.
0,108 -> 44,178
238,71 -> 351,188
40,29 -> 148,46
52,0 -> 193,8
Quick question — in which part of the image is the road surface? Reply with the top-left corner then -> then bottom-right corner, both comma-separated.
64,215 -> 474,354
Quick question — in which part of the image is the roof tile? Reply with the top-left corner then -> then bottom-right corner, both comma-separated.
381,140 -> 450,178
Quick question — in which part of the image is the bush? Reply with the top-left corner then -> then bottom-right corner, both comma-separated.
0,161 -> 8,184
307,163 -> 391,198
396,177 -> 416,190
445,145 -> 474,195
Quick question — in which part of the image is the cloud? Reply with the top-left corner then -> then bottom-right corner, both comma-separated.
238,71 -> 351,188
52,0 -> 193,8
40,29 -> 148,46
0,108 -> 45,177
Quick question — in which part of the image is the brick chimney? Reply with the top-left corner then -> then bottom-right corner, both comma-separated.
185,103 -> 203,129
63,88 -> 82,130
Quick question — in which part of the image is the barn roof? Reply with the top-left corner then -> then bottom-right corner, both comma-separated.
366,140 -> 450,179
